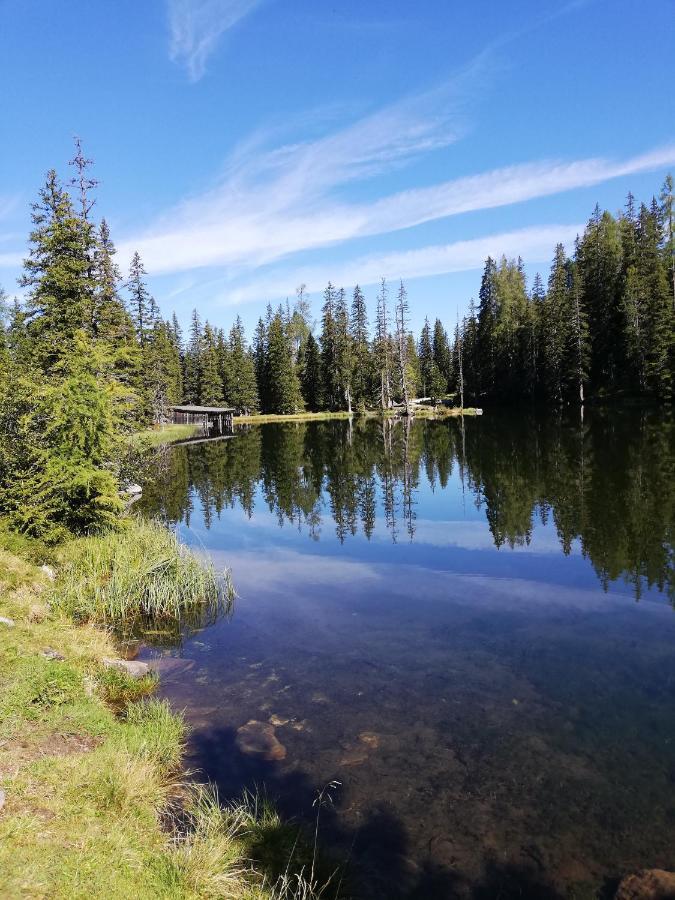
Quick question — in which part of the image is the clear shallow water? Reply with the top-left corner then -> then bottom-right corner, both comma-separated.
139,411 -> 675,899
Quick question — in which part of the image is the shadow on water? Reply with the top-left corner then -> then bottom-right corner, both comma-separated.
189,723 -> 571,899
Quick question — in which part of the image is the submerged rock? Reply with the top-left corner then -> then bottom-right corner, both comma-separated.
102,658 -> 151,678
615,869 -> 675,899
236,720 -> 287,761
269,714 -> 289,726
358,731 -> 380,749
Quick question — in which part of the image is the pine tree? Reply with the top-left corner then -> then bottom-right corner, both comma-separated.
563,247 -> 590,403
418,318 -> 433,397
334,287 -> 354,413
374,278 -> 392,409
432,318 -> 452,393
300,331 -> 322,411
145,320 -> 183,422
226,316 -> 259,413
350,285 -> 370,407
394,280 -> 412,414
253,316 -> 269,412
126,251 -> 153,349
266,311 -> 302,414
476,256 -> 499,396
578,206 -> 623,390
20,170 -> 95,371
320,282 -> 340,409
200,322 -> 224,406
659,175 -> 675,311
183,310 -> 203,404
541,243 -> 570,402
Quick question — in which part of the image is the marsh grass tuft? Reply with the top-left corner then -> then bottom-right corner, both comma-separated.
52,518 -> 233,636
97,666 -> 158,707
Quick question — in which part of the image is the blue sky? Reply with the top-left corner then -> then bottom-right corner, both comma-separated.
1,0 -> 674,335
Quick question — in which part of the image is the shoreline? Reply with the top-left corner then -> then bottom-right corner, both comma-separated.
0,522 -> 333,898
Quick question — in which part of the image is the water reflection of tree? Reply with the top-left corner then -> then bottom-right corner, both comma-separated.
140,410 -> 674,601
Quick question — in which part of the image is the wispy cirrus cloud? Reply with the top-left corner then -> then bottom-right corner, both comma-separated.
219,223 -> 584,307
118,65 -> 478,271
168,0 -> 264,81
119,121 -> 675,281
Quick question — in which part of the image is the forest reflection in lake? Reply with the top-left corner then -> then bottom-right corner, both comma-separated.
139,409 -> 675,899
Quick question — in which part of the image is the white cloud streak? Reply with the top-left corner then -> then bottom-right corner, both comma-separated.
168,0 -> 263,81
119,95 -> 675,279
220,223 -> 584,306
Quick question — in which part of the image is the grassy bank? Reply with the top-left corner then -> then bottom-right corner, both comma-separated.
235,407 -> 479,425
0,523 -> 336,899
234,411 -> 354,425
129,423 -> 200,449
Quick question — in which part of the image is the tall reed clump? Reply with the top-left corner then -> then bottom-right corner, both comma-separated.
52,518 -> 232,632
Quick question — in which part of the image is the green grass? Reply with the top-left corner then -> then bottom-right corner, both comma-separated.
51,519 -> 232,636
235,411 -> 354,425
0,529 -> 337,899
128,423 -> 200,449
235,407 -> 480,425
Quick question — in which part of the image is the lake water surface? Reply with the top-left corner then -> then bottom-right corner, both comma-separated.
139,410 -> 675,899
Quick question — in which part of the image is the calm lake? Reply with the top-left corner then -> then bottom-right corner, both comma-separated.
139,410 -> 674,899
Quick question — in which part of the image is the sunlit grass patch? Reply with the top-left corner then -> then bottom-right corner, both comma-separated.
128,423 -> 200,449
52,519 -> 231,634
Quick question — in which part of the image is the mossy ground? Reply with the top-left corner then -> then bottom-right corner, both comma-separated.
0,529 -> 336,899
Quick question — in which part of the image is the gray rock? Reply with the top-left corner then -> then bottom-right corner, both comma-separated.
122,483 -> 143,496
42,647 -> 65,661
40,564 -> 56,581
102,658 -> 151,678
0,789 -> 5,812
0,616 -> 15,627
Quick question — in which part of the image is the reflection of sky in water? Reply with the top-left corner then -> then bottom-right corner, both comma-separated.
178,477 -> 653,601
142,417 -> 675,898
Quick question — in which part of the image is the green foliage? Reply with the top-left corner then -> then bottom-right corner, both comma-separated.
51,518 -> 229,631
97,666 -> 158,708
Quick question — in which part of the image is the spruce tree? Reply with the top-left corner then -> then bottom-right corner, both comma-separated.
334,287 -> 354,413
20,170 -> 95,370
266,311 -> 302,414
350,285 -> 371,407
374,278 -> 392,409
183,309 -> 203,404
126,251 -> 152,349
432,318 -> 453,393
476,256 -> 499,396
300,331 -> 322,411
200,322 -> 224,406
418,318 -> 433,397
226,316 -> 259,413
320,282 -> 340,409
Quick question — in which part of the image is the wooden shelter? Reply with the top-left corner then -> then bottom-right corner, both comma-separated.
169,405 -> 235,433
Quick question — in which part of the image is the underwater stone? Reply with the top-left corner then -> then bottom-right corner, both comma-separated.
102,658 -> 151,678
236,720 -> 287,761
615,869 -> 675,899
358,732 -> 380,749
269,714 -> 289,726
